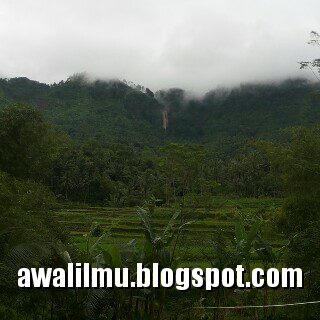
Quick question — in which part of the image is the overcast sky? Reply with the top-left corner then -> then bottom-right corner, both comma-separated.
0,0 -> 319,94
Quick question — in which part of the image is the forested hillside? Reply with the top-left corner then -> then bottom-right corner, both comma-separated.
3,0 -> 320,317
1,77 -> 320,318
0,75 -> 319,147
159,79 -> 320,143
0,75 -> 164,146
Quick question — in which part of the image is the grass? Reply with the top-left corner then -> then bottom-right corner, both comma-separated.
55,196 -> 284,266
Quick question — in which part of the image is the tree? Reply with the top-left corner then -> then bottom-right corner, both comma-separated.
260,127 -> 320,231
300,31 -> 320,81
0,106 -> 56,181
158,144 -> 213,203
225,149 -> 281,197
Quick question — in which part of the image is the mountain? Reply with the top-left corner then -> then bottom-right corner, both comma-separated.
157,79 -> 320,143
0,75 -> 319,147
0,75 -> 165,146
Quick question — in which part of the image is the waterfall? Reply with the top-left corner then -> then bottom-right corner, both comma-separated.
162,110 -> 168,130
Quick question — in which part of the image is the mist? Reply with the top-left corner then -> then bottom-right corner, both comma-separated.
0,0 -> 319,94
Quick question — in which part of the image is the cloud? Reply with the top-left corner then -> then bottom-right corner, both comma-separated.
0,0 -> 319,94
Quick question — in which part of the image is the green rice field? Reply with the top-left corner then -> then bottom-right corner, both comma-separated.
54,197 -> 284,267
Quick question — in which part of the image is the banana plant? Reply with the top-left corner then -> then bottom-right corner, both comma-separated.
137,206 -> 193,268
202,219 -> 263,318
61,234 -> 116,320
83,221 -> 123,270
234,218 -> 262,278
124,205 -> 193,320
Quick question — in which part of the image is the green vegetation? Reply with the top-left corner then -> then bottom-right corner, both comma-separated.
1,75 -> 320,319
55,197 -> 283,264
1,75 -> 320,148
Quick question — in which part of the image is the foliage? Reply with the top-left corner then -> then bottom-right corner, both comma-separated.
260,127 -> 320,231
0,74 -> 320,319
299,31 -> 320,81
0,106 -> 56,181
1,76 -> 320,148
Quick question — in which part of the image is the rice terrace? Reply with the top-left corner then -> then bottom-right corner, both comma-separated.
56,197 -> 284,268
2,1 -> 320,319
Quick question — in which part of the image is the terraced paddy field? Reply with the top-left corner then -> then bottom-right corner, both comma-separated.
54,197 -> 284,267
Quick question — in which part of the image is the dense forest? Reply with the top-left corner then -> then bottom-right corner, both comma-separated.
0,75 -> 320,147
1,75 -> 320,319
